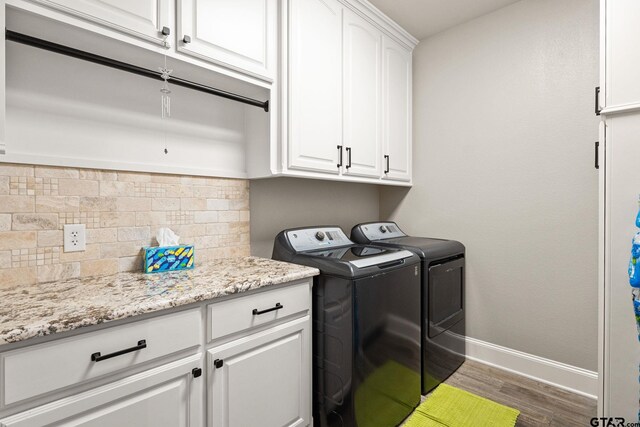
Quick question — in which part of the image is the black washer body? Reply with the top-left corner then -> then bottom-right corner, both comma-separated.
273,226 -> 422,427
351,222 -> 466,395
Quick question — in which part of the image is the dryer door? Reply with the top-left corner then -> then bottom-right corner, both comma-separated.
428,257 -> 465,338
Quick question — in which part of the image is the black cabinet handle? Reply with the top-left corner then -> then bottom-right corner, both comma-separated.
91,340 -> 147,362
346,147 -> 352,169
192,367 -> 202,378
595,141 -> 599,169
161,26 -> 171,36
253,303 -> 283,315
214,359 -> 224,369
384,155 -> 390,174
337,145 -> 343,168
183,35 -> 191,44
595,86 -> 601,116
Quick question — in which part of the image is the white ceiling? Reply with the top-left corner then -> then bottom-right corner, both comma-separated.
368,0 -> 521,40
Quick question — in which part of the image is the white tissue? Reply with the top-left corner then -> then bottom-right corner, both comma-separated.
156,227 -> 180,246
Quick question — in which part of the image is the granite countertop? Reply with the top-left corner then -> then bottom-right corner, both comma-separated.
0,257 -> 319,346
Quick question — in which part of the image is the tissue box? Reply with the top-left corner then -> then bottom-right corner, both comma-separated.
143,245 -> 194,274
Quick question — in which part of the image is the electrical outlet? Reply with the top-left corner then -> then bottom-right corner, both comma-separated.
64,224 -> 86,252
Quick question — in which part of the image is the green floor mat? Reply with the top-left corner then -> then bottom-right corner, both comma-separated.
354,360 -> 421,427
405,384 -> 520,427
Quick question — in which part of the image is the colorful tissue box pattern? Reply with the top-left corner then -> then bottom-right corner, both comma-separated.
143,245 -> 194,273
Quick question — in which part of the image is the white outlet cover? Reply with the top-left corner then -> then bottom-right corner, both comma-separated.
64,224 -> 86,252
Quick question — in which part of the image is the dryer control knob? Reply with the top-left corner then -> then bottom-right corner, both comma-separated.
379,225 -> 388,233
315,231 -> 326,241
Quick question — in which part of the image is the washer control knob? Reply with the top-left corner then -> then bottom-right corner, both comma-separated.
315,231 -> 326,241
379,225 -> 388,233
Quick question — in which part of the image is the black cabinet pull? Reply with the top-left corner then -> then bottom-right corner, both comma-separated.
384,155 -> 390,174
346,147 -> 352,169
183,35 -> 192,44
214,359 -> 224,369
595,141 -> 599,169
192,367 -> 202,378
595,86 -> 601,116
91,340 -> 147,362
161,26 -> 171,36
252,303 -> 283,315
337,145 -> 343,168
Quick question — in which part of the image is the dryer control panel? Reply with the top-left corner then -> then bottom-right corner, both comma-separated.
354,222 -> 406,241
286,227 -> 352,252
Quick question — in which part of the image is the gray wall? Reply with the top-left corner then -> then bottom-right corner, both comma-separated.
380,0 -> 600,370
250,178 -> 380,258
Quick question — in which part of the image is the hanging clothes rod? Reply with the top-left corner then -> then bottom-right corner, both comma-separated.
4,30 -> 270,112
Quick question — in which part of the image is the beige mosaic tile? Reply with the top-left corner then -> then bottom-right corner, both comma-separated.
60,212 -> 100,229
58,179 -> 99,196
0,176 -> 9,195
0,231 -> 37,250
0,214 -> 11,231
13,213 -> 59,230
0,164 -> 250,286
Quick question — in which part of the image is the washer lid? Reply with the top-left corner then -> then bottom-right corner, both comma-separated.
308,245 -> 414,268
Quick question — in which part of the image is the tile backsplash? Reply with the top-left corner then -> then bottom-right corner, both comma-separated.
0,164 -> 250,288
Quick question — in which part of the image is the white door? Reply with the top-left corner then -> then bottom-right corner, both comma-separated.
0,355 -> 203,427
288,0 -> 342,175
208,317 -> 311,427
33,0 -> 171,45
382,35 -> 412,182
604,0 -> 640,110
603,115 -> 640,421
342,9 -> 382,178
178,0 -> 277,80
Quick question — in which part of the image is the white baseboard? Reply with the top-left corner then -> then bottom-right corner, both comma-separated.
465,336 -> 598,400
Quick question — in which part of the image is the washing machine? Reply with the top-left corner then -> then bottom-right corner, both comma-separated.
273,226 -> 421,427
351,222 -> 466,395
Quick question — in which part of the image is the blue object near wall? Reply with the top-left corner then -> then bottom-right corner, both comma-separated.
143,245 -> 194,273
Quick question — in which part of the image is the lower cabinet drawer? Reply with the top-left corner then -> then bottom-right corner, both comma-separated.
0,354 -> 204,427
207,281 -> 310,342
1,308 -> 201,407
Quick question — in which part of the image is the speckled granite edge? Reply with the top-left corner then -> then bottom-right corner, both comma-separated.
0,257 -> 318,346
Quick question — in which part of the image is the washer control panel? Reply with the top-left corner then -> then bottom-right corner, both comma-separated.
286,227 -> 351,252
356,222 -> 406,241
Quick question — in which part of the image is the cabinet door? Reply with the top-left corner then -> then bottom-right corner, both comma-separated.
32,0 -> 171,44
178,0 -> 277,80
288,0 -> 342,175
603,116 -> 640,420
208,317 -> 311,427
342,9 -> 382,178
604,0 -> 640,109
0,355 -> 203,427
382,36 -> 412,182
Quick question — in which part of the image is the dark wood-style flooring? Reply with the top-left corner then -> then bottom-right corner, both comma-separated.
404,360 -> 597,426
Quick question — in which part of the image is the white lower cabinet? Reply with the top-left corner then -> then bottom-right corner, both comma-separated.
0,355 -> 203,427
208,316 -> 311,427
0,280 -> 312,427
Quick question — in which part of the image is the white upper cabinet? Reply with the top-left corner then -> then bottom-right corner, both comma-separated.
287,0 -> 343,175
342,9 -> 382,179
382,35 -> 412,182
604,0 -> 640,111
178,0 -> 277,81
31,0 -> 171,44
